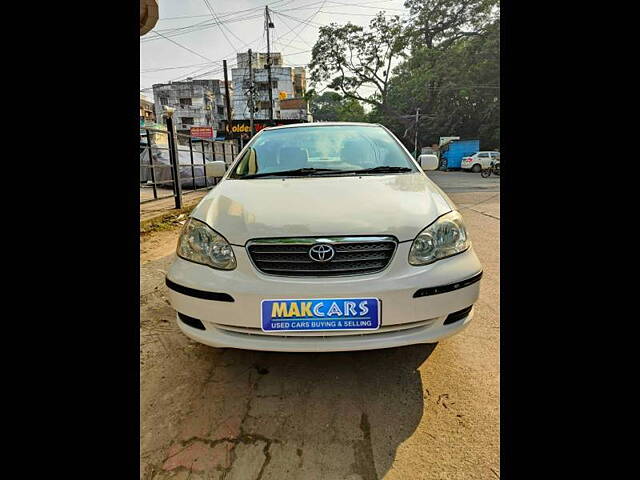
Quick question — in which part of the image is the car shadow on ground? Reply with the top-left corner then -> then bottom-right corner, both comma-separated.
155,341 -> 435,479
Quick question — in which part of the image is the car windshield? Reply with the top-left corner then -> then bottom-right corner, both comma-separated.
229,125 -> 417,178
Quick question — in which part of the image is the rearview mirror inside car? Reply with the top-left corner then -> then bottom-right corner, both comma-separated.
418,154 -> 439,171
205,161 -> 226,178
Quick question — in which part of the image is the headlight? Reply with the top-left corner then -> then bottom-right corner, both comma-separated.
177,218 -> 236,270
409,211 -> 470,266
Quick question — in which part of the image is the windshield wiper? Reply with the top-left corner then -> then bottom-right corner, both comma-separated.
239,165 -> 413,179
240,167 -> 343,179
335,166 -> 414,175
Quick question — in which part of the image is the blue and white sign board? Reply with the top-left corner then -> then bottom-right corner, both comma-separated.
261,298 -> 381,332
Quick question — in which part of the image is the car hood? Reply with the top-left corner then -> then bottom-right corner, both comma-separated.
191,173 -> 456,245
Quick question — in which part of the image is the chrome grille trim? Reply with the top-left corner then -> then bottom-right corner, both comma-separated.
246,236 -> 398,277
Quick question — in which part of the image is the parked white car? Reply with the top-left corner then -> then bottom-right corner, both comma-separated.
165,122 -> 483,352
461,151 -> 501,172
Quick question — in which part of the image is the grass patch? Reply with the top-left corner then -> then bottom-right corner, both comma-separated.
140,208 -> 194,236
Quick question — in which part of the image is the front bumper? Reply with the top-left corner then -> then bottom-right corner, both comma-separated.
166,243 -> 482,352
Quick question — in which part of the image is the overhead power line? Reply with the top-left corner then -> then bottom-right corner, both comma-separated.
150,29 -> 215,62
142,14 -> 264,43
140,62 -> 217,73
159,34 -> 265,85
272,0 -> 326,52
202,0 -> 241,53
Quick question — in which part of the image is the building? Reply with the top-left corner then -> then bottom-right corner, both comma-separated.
140,95 -> 156,126
152,79 -> 232,137
231,52 -> 311,122
140,0 -> 159,36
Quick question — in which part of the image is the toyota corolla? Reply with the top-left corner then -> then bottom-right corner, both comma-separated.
165,122 -> 482,352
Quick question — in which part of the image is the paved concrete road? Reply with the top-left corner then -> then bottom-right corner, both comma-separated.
426,170 -> 500,193
140,174 -> 499,480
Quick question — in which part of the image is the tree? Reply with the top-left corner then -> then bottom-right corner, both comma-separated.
308,91 -> 367,122
308,91 -> 343,121
336,98 -> 366,122
309,1 -> 500,148
377,3 -> 500,148
403,0 -> 498,49
309,13 -> 404,115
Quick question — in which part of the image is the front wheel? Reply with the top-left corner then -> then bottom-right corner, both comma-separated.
493,164 -> 500,176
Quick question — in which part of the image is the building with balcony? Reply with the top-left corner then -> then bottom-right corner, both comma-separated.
152,79 -> 232,138
231,52 -> 311,122
140,95 -> 156,126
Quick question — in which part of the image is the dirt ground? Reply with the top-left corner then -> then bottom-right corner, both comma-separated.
140,184 -> 499,480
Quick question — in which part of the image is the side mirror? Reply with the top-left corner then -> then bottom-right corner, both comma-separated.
418,154 -> 439,171
205,160 -> 226,178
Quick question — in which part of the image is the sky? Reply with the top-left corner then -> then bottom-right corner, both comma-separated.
139,0 -> 411,102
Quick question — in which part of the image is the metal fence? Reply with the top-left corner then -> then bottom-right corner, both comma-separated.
140,115 -> 241,209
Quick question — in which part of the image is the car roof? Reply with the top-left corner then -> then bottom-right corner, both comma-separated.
261,122 -> 381,131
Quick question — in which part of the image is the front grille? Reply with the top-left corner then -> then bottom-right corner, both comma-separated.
247,236 -> 397,277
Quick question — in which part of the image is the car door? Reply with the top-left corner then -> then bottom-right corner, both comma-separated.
477,152 -> 491,168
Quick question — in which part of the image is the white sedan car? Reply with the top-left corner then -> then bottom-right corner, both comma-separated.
461,151 -> 501,172
165,122 -> 483,352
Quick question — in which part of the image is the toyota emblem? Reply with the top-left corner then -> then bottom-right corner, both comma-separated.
308,244 -> 335,262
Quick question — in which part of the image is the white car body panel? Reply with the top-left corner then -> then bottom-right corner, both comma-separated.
166,122 -> 483,352
190,173 -> 455,245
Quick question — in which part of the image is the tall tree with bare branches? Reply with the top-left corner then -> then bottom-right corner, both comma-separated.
309,13 -> 404,115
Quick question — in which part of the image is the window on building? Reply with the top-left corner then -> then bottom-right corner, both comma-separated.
181,117 -> 194,125
159,97 -> 168,106
217,106 -> 224,115
179,98 -> 192,106
258,101 -> 271,110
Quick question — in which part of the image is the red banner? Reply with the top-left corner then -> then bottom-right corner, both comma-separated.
190,127 -> 214,139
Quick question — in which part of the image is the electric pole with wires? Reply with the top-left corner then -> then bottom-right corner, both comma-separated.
223,59 -> 233,141
248,48 -> 255,137
265,5 -> 275,124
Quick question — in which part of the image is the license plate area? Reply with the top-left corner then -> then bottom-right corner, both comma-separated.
261,298 -> 380,332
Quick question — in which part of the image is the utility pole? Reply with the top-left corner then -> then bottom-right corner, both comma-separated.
414,107 -> 420,158
265,5 -> 274,124
248,48 -> 255,137
223,59 -> 233,140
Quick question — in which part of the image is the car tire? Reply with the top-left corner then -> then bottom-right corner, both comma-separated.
471,164 -> 481,173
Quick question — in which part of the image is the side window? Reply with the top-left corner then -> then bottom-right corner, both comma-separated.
478,152 -> 489,158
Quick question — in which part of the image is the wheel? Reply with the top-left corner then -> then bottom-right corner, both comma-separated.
480,168 -> 491,178
471,164 -> 482,173
494,163 -> 500,176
